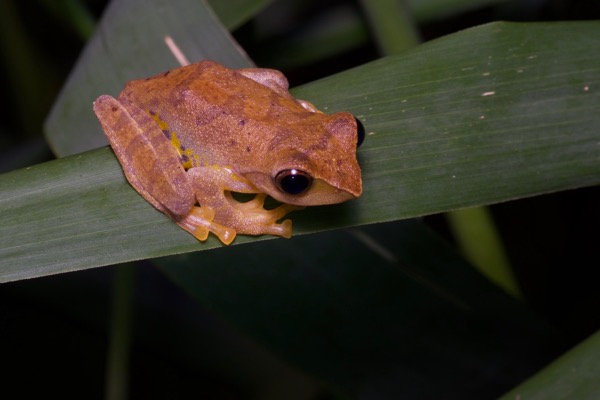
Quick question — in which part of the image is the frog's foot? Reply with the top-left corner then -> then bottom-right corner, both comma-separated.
230,193 -> 304,238
177,205 -> 237,245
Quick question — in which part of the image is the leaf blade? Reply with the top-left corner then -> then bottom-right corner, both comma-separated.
2,21 -> 599,282
500,330 -> 600,400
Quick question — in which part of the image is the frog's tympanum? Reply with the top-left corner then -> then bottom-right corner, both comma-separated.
93,61 -> 363,245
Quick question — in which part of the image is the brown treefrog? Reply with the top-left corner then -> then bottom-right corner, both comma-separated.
93,61 -> 363,245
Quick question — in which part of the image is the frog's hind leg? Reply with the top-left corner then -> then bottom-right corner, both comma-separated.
93,95 -> 195,217
94,95 -> 234,245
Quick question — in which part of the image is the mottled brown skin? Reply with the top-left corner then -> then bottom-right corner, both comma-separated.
93,61 -> 362,244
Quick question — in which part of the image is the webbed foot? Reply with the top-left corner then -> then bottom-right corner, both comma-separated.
177,205 -> 237,245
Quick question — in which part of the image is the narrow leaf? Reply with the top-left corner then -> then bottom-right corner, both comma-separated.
2,21 -> 599,282
500,330 -> 600,400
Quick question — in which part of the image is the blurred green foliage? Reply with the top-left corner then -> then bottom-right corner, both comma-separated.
1,1 -> 599,399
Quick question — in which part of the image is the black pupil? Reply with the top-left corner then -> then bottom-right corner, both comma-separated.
280,171 -> 310,195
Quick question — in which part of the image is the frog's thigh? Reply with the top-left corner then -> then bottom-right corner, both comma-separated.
237,68 -> 290,97
237,69 -> 319,113
93,95 -> 194,217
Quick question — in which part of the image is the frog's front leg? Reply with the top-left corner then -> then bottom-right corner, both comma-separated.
181,167 -> 303,239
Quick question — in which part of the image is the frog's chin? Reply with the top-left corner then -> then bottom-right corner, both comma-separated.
271,179 -> 360,206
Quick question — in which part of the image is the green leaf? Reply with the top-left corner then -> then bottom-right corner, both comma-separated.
2,21 -> 599,283
500,330 -> 600,399
359,0 -> 421,54
446,206 -> 519,298
0,148 -> 186,283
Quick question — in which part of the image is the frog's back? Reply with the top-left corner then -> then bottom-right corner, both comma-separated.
118,61 -> 314,170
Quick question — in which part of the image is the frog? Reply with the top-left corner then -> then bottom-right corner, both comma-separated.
93,60 -> 363,245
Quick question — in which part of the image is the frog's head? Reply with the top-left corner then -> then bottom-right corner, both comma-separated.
247,111 -> 364,206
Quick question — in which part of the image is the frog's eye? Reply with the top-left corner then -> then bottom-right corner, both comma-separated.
275,169 -> 313,195
355,117 -> 365,147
